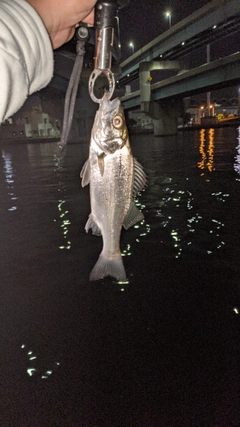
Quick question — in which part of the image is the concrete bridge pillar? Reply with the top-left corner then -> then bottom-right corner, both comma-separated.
139,60 -> 185,136
142,99 -> 184,136
153,115 -> 178,136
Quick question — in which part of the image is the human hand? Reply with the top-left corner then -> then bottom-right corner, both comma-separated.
26,0 -> 97,49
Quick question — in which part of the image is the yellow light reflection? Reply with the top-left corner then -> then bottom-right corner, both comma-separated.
207,128 -> 215,172
198,128 -> 215,175
198,129 -> 206,170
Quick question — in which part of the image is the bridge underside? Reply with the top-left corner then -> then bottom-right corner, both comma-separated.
119,0 -> 240,86
121,53 -> 240,110
121,53 -> 240,136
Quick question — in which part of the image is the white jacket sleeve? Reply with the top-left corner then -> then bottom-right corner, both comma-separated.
0,0 -> 53,123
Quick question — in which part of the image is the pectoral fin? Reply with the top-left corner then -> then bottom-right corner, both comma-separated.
123,201 -> 144,230
80,159 -> 91,187
98,153 -> 105,176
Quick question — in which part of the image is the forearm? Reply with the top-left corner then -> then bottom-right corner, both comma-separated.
0,0 -> 53,123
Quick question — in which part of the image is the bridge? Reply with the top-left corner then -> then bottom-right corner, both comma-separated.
119,0 -> 240,85
118,0 -> 240,135
121,52 -> 240,107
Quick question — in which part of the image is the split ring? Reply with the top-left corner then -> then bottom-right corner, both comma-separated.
88,68 -> 115,103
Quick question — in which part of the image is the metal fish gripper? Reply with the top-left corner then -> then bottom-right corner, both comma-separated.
88,68 -> 115,103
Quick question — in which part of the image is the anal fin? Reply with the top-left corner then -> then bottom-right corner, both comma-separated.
85,214 -> 101,236
123,201 -> 144,230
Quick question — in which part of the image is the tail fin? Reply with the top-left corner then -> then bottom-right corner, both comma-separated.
89,253 -> 127,282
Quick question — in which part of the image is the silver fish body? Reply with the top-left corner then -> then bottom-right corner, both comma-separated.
81,93 -> 146,281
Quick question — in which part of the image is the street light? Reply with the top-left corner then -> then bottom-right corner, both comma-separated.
129,42 -> 134,54
165,11 -> 172,29
210,104 -> 215,117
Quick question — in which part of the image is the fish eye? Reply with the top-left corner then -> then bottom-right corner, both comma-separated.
113,115 -> 123,129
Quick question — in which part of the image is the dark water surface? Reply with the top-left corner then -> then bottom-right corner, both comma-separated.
0,127 -> 239,426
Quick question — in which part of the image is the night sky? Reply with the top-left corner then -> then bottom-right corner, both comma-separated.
116,0 -> 239,99
118,0 -> 211,59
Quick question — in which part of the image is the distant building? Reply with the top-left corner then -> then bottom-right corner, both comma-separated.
2,105 -> 60,139
128,110 -> 153,131
186,97 -> 239,124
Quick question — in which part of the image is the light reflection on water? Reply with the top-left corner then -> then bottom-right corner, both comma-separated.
56,199 -> 71,250
198,128 -> 215,173
121,192 -> 151,260
0,130 -> 239,279
2,150 -> 17,211
0,128 -> 239,424
134,127 -> 240,266
21,343 -> 61,379
234,125 -> 240,178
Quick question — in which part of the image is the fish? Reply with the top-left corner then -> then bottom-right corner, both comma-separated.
80,92 -> 146,281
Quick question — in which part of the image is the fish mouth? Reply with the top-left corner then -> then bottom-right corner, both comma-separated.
100,94 -> 120,113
